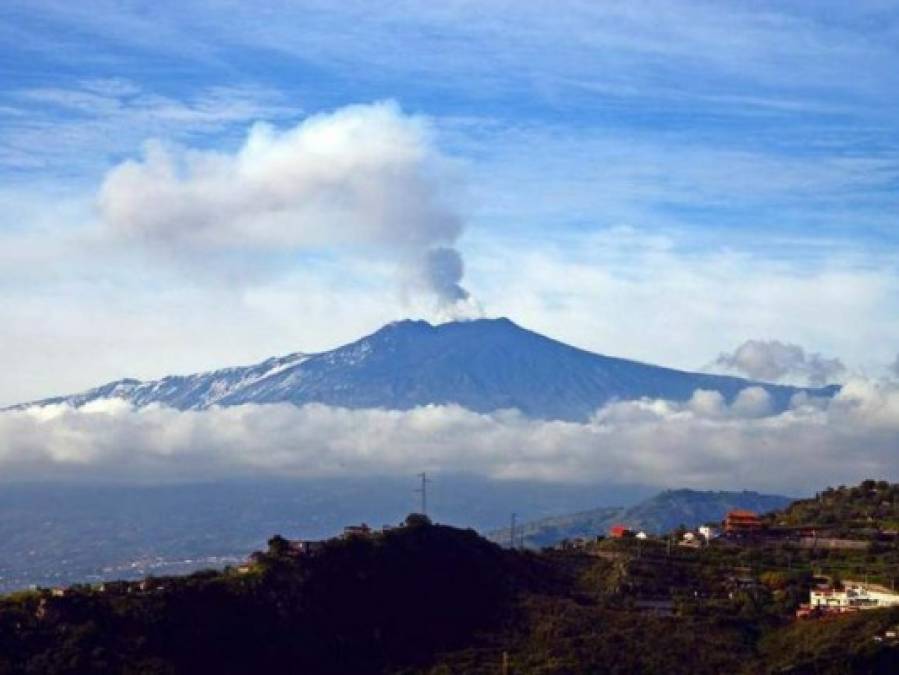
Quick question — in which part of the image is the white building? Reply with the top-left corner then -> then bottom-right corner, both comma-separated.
810,585 -> 899,612
698,525 -> 719,541
678,531 -> 701,548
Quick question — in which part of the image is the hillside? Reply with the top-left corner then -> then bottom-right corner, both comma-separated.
3,508 -> 899,674
13,318 -> 839,421
0,517 -> 547,674
620,489 -> 793,533
767,480 -> 899,533
491,489 -> 793,548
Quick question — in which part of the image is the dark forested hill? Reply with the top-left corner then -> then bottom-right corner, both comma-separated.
0,517 -> 548,674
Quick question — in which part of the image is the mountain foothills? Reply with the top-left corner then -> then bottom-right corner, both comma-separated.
490,489 -> 793,548
15,318 -> 839,421
4,481 -> 899,674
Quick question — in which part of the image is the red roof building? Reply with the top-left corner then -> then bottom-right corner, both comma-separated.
725,509 -> 762,533
609,524 -> 632,538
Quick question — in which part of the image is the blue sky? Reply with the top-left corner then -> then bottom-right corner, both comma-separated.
2,1 -> 899,406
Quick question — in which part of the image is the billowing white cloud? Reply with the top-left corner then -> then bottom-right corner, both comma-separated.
713,339 -> 845,387
2,380 -> 897,494
730,386 -> 773,418
98,100 -> 475,314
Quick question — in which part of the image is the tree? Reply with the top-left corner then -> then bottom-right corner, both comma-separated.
404,513 -> 432,528
267,535 -> 290,557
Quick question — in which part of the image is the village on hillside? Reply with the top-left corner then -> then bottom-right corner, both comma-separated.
549,495 -> 899,624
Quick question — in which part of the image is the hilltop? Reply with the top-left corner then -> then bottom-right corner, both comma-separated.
0,516 -> 550,674
767,480 -> 899,534
14,318 -> 838,421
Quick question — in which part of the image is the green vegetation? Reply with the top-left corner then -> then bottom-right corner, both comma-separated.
769,480 -> 899,533
0,517 -> 542,674
759,608 -> 899,673
3,482 -> 899,673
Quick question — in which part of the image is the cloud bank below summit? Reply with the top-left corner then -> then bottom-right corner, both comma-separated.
2,379 -> 897,494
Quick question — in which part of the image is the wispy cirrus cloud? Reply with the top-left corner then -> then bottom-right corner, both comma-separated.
453,119 -> 899,245
6,2 -> 899,127
0,79 -> 298,176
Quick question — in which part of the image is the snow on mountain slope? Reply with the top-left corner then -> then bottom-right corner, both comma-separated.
20,352 -> 308,411
13,318 -> 839,421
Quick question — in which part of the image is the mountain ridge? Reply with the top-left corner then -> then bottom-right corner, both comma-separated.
12,317 -> 840,421
490,488 -> 794,547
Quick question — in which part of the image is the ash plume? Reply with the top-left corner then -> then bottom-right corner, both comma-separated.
98,100 -> 477,313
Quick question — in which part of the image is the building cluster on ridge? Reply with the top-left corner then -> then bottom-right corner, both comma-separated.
592,508 -> 893,551
550,507 -> 899,622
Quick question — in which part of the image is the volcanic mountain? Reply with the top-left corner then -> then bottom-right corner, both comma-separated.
16,318 -> 838,421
